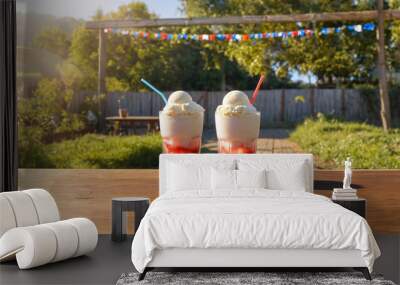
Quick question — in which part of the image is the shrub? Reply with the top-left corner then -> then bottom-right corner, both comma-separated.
18,78 -> 87,144
290,114 -> 400,169
18,126 -> 53,168
19,134 -> 162,169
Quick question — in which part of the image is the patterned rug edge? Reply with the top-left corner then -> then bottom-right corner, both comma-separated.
116,271 -> 396,285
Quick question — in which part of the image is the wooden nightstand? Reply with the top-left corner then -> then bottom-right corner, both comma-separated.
332,198 -> 366,218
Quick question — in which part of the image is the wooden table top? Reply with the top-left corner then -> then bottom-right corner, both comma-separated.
112,197 -> 150,202
106,116 -> 159,122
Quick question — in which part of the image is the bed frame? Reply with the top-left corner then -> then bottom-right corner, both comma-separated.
139,154 -> 371,281
140,248 -> 370,280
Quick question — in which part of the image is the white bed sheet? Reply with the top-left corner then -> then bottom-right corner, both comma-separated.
131,190 -> 380,273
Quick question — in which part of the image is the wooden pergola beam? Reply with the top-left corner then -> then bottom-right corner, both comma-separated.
86,9 -> 400,29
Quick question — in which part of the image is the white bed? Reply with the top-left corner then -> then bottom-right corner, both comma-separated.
131,154 -> 380,280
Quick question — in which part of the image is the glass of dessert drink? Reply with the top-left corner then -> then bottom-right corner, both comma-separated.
215,90 -> 260,154
159,91 -> 204,153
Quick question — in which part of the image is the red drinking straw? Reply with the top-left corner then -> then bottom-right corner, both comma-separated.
250,74 -> 265,105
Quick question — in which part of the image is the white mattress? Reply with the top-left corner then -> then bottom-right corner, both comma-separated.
131,190 -> 380,273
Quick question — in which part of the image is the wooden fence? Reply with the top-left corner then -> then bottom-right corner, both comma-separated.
75,89 -> 369,128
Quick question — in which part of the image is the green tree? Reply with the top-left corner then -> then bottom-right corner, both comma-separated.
108,1 -> 156,19
388,0 -> 400,77
182,0 -> 378,86
34,27 -> 71,58
64,1 -> 258,92
68,26 -> 98,91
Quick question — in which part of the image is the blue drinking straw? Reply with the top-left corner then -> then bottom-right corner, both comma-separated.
140,78 -> 168,105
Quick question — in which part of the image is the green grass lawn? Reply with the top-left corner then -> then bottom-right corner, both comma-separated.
19,116 -> 400,169
20,134 -> 162,169
290,114 -> 400,169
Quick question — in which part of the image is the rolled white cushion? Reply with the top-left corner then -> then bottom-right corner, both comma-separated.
64,218 -> 98,257
0,192 -> 39,227
0,218 -> 98,269
24,189 -> 60,223
0,226 -> 57,269
42,221 -> 79,262
0,196 -> 17,237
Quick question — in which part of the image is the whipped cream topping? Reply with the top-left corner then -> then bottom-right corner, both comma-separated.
162,91 -> 204,116
216,90 -> 257,116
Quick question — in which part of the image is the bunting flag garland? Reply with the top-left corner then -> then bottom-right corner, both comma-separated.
103,22 -> 376,42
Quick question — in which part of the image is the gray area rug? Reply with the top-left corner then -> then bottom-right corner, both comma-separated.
116,272 -> 396,285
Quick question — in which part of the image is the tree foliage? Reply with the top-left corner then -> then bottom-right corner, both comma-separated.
19,78 -> 86,141
29,0 -> 400,90
34,27 -> 71,58
181,0 -> 388,87
34,1 -> 291,93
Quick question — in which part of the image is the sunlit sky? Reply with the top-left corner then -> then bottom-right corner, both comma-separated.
24,0 -> 182,19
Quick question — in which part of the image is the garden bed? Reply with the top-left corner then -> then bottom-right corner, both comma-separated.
290,114 -> 400,169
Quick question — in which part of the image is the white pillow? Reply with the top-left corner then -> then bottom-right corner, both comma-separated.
167,160 -> 235,192
211,168 -> 236,190
211,169 -> 267,191
238,159 -> 308,192
236,169 -> 267,189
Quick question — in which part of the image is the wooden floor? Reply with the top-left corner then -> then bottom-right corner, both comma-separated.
18,169 -> 400,234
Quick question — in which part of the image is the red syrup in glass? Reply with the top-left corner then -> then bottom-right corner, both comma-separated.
162,136 -> 201,153
218,139 -> 257,154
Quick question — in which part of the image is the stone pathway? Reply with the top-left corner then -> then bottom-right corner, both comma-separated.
202,129 -> 302,153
